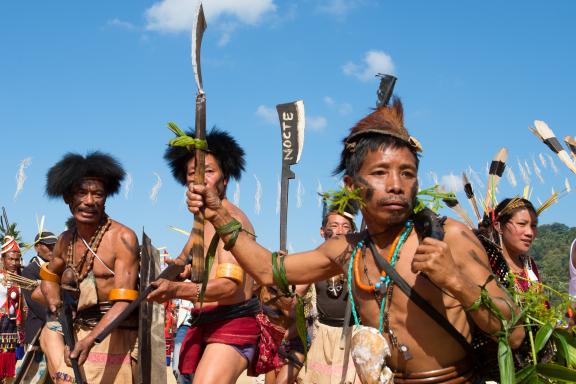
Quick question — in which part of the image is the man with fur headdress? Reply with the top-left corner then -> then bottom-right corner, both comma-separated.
185,99 -> 525,383
36,152 -> 139,383
147,128 -> 259,384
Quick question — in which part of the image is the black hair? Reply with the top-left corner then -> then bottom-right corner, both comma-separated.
164,127 -> 245,185
46,151 -> 125,198
495,198 -> 537,224
334,133 -> 420,177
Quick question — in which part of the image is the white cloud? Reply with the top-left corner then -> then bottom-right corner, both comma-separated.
342,50 -> 395,82
145,0 -> 276,36
308,116 -> 327,131
108,18 -> 137,30
440,173 -> 462,193
323,96 -> 335,106
255,105 -> 277,124
318,0 -> 362,17
323,96 -> 352,116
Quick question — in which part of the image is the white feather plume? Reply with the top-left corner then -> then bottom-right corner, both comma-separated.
150,172 -> 162,203
14,157 -> 32,199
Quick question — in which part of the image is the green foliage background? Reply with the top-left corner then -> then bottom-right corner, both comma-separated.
529,223 -> 576,294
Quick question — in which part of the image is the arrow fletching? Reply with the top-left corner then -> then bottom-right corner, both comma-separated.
530,120 -> 576,174
564,136 -> 576,161
462,172 -> 481,222
484,148 -> 508,212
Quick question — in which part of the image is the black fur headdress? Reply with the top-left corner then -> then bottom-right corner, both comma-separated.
46,151 -> 126,198
164,127 -> 245,186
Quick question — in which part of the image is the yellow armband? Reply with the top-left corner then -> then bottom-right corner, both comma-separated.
216,263 -> 244,285
39,263 -> 60,284
108,288 -> 139,302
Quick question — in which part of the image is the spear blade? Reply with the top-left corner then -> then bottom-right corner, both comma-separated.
189,2 -> 208,282
276,100 -> 305,252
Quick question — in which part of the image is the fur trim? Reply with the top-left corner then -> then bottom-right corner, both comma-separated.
46,151 -> 125,198
346,97 -> 409,144
164,127 -> 245,185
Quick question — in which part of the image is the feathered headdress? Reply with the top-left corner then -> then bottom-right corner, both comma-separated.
46,151 -> 126,198
164,126 -> 245,186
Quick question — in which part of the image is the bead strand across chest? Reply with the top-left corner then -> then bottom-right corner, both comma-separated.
66,216 -> 112,281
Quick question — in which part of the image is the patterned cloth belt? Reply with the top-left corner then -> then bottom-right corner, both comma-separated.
188,296 -> 260,327
75,301 -> 138,329
394,358 -> 477,384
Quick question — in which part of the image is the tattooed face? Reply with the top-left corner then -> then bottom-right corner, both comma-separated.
350,147 -> 418,228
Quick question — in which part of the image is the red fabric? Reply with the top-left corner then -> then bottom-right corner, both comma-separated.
0,351 -> 16,378
250,313 -> 286,376
0,236 -> 20,255
179,314 -> 260,375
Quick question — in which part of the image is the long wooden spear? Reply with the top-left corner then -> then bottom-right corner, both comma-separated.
189,2 -> 207,282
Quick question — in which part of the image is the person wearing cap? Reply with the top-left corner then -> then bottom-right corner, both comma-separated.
36,152 -> 139,383
185,99 -> 524,383
19,231 -> 57,383
0,236 -> 24,382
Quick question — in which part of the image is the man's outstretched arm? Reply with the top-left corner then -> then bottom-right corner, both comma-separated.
186,184 -> 344,286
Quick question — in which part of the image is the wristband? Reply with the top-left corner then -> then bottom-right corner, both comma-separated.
39,263 -> 60,284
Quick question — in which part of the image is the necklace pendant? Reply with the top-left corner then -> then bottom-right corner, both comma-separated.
388,329 -> 398,347
399,344 -> 413,360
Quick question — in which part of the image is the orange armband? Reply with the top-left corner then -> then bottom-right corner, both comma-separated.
39,263 -> 60,284
108,288 -> 138,302
216,263 -> 244,285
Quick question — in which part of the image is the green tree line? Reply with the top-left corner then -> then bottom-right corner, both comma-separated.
529,223 -> 576,294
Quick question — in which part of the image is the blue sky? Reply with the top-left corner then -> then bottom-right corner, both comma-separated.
1,0 -> 576,263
